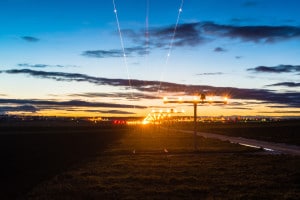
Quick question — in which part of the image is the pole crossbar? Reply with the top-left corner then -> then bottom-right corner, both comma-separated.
164,100 -> 227,104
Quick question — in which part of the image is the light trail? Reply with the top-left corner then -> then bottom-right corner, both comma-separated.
145,0 -> 150,58
112,0 -> 135,104
157,0 -> 184,96
143,0 -> 150,102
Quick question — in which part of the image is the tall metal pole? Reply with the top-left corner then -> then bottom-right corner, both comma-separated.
193,102 -> 197,150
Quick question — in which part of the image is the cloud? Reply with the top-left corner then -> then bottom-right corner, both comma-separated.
82,46 -> 147,58
0,105 -> 38,114
81,22 -> 300,59
0,98 -> 146,109
69,92 -> 157,100
196,72 -> 224,76
99,110 -> 136,114
200,22 -> 300,43
225,107 -> 252,110
17,63 -> 78,68
2,69 -> 300,107
21,36 -> 39,42
18,63 -> 48,68
214,47 -> 226,52
147,22 -> 300,46
154,22 -> 207,47
247,65 -> 300,73
82,50 -> 123,58
65,108 -> 136,115
17,63 -> 65,68
261,110 -> 300,114
128,22 -> 208,49
267,105 -> 297,108
2,68 -> 146,89
0,98 -> 144,114
266,82 -> 300,87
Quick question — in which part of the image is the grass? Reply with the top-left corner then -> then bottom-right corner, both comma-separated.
24,124 -> 300,200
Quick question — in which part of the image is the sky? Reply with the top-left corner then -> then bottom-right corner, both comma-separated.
0,0 -> 300,117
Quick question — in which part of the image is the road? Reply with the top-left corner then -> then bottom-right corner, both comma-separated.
178,129 -> 300,155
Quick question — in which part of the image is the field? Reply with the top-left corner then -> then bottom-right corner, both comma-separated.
175,120 -> 300,146
1,121 -> 300,199
0,122 -> 125,199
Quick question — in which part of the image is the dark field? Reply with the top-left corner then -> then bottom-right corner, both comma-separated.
1,121 -> 300,199
0,122 -> 126,199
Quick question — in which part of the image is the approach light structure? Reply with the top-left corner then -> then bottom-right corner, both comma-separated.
143,108 -> 185,125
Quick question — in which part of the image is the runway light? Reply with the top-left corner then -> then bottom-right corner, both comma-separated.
224,96 -> 228,104
142,120 -> 149,125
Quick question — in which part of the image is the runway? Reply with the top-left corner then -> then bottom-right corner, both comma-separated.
178,129 -> 300,155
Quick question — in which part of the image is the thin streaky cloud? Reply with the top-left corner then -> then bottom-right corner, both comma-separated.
225,107 -> 252,110
0,105 -> 38,114
99,110 -> 136,114
0,98 -> 146,109
261,110 -> 300,114
247,65 -> 300,73
266,82 -> 300,87
214,47 -> 226,52
196,72 -> 224,76
82,46 -> 148,58
17,63 -> 70,68
21,36 -> 40,42
69,92 -> 157,100
65,109 -> 136,115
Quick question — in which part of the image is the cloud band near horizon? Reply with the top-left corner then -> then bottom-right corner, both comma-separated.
1,68 -> 300,107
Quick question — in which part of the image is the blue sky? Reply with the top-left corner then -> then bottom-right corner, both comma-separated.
0,0 -> 300,117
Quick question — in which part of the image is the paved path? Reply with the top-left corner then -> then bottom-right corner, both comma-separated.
178,129 -> 300,155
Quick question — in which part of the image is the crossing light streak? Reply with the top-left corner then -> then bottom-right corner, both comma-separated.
112,0 -> 134,105
157,0 -> 185,96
